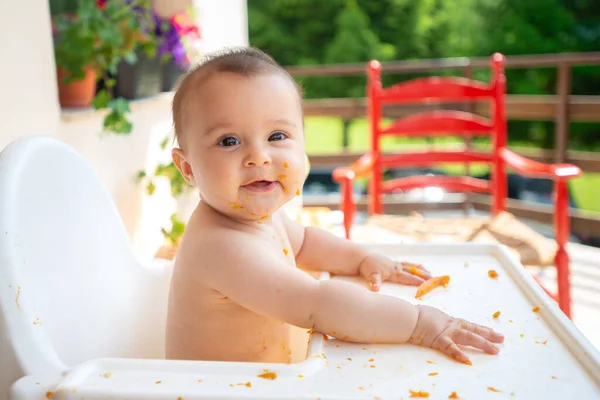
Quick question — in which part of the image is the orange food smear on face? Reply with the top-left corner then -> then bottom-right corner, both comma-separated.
258,370 -> 277,380
488,270 -> 499,278
296,189 -> 301,196
278,174 -> 287,180
283,248 -> 289,256
283,162 -> 289,168
415,276 -> 450,298
229,203 -> 244,210
493,311 -> 501,318
409,390 -> 430,398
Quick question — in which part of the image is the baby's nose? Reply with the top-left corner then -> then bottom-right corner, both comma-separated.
244,146 -> 272,167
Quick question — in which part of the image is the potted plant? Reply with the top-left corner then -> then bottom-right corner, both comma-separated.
52,0 -> 158,134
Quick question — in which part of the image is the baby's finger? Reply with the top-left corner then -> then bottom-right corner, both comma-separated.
368,272 -> 382,292
437,336 -> 470,364
390,268 -> 426,286
460,320 -> 505,343
452,329 -> 499,355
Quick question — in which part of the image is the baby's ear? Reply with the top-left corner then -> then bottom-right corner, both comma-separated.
172,148 -> 196,186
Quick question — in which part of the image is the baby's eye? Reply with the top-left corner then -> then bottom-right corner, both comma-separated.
218,136 -> 240,147
268,131 -> 287,141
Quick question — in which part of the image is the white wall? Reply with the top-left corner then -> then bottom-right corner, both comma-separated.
193,0 -> 249,54
0,0 -> 61,152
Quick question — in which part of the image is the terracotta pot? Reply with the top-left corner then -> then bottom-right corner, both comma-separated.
57,66 -> 97,108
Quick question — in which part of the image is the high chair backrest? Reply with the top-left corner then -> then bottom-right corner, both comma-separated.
0,136 -> 172,383
365,53 -> 507,215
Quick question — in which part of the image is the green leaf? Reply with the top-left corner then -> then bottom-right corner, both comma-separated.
160,137 -> 169,150
136,170 -> 147,181
146,181 -> 156,195
110,97 -> 131,115
123,51 -> 138,64
91,89 -> 111,109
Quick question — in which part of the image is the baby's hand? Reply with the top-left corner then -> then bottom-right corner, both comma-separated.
408,305 -> 504,363
359,253 -> 432,291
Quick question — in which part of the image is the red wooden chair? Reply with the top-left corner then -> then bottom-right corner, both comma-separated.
332,53 -> 582,318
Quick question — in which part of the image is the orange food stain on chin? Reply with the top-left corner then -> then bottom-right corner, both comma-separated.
295,189 -> 301,196
278,174 -> 287,180
229,203 -> 245,210
283,162 -> 289,168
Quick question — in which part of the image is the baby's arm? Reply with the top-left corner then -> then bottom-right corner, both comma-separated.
283,212 -> 368,276
194,228 -> 502,362
282,212 -> 431,287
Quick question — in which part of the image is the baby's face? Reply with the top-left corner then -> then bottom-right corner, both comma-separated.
175,72 -> 306,221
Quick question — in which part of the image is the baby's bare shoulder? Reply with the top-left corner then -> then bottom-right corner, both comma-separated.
177,216 -> 270,269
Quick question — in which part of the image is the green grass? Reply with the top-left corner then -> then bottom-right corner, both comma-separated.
304,116 -> 600,213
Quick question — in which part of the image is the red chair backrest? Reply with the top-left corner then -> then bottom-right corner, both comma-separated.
366,53 -> 508,215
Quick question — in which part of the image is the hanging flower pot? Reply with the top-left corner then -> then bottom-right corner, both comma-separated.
56,66 -> 97,108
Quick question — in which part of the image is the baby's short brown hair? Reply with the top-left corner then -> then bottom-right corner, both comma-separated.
171,47 -> 303,143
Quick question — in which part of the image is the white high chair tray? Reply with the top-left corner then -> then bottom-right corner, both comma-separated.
17,243 -> 600,400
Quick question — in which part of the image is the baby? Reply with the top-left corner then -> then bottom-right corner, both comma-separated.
165,47 -> 504,364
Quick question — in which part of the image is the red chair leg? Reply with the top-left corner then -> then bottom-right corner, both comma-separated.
555,248 -> 571,318
341,179 -> 355,240
554,180 -> 572,319
531,274 -> 559,302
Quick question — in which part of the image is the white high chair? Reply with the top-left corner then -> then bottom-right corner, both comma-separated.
0,136 -> 174,400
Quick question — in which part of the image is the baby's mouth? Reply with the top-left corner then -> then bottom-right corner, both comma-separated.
242,180 -> 278,193
246,180 -> 273,188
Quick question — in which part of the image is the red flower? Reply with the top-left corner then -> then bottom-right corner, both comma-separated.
170,13 -> 201,39
96,0 -> 106,9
